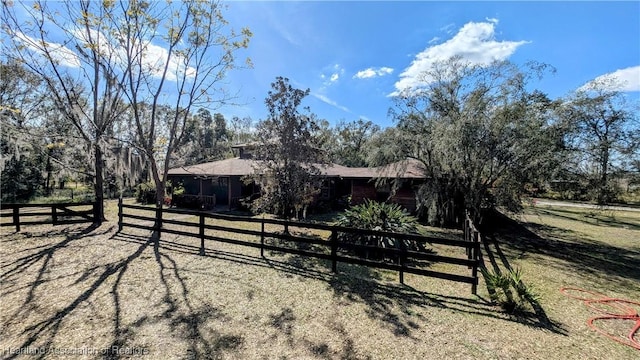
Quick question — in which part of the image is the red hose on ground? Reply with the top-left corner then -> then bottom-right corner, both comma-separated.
560,287 -> 640,351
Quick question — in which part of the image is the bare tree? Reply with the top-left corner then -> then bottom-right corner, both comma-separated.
2,0 -> 130,221
2,0 -> 251,224
116,0 -> 251,223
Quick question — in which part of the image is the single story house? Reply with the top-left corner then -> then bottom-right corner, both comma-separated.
166,144 -> 427,211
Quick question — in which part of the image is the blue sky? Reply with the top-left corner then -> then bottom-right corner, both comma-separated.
219,1 -> 640,127
6,1 -> 639,129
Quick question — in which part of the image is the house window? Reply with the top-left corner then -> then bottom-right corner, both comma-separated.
218,177 -> 228,187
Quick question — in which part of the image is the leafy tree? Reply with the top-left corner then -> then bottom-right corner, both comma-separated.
381,57 -> 562,224
229,115 -> 254,145
1,60 -> 46,201
176,109 -> 231,165
332,119 -> 380,167
210,112 -> 231,160
0,60 -> 83,201
561,81 -> 639,204
313,118 -> 336,159
250,77 -> 328,218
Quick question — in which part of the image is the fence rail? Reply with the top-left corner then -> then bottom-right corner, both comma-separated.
0,202 -> 99,231
171,194 -> 216,209
118,199 -> 482,293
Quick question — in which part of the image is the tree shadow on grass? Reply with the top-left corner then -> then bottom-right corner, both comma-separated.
535,207 -> 640,231
478,231 -> 565,334
0,224 -> 150,360
266,306 -> 368,360
1,223 -> 111,320
104,231 -> 245,360
139,235 -> 245,360
482,211 -> 640,289
328,261 -> 568,338
1,225 -> 244,360
111,230 -> 568,342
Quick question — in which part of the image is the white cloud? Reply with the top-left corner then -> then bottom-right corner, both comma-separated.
440,23 -> 455,34
353,67 -> 394,79
428,36 -> 440,44
311,93 -> 350,113
320,63 -> 344,86
17,30 -> 195,82
392,20 -> 528,95
143,41 -> 197,81
16,32 -> 81,68
578,66 -> 640,92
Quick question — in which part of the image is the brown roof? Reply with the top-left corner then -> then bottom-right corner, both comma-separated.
167,157 -> 426,179
374,158 -> 426,179
322,158 -> 425,179
167,158 -> 256,177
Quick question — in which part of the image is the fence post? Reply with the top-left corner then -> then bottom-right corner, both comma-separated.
199,213 -> 205,256
93,202 -> 101,225
260,220 -> 265,258
13,206 -> 20,232
118,198 -> 123,232
331,230 -> 337,273
464,216 -> 469,257
471,230 -> 479,295
52,205 -> 58,225
155,201 -> 163,239
399,236 -> 407,285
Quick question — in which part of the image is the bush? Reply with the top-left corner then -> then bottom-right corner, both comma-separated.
481,267 -> 540,314
134,182 -> 156,205
335,200 -> 427,260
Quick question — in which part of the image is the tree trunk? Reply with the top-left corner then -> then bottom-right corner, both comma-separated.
149,156 -> 165,229
94,142 -> 105,223
45,154 -> 52,196
598,145 -> 610,205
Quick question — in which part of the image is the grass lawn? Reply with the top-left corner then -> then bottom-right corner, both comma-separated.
0,200 -> 638,359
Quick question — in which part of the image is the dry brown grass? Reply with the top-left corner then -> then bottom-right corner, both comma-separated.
1,200 -> 638,359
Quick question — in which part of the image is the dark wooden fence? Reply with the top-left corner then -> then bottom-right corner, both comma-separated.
171,194 -> 216,209
118,199 -> 482,294
463,211 -> 483,294
0,202 -> 99,232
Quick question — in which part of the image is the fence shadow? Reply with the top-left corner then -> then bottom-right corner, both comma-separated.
478,230 -> 566,334
536,207 -> 640,231
483,210 -> 640,287
2,225 -> 249,360
112,229 -> 566,339
1,224 -> 150,360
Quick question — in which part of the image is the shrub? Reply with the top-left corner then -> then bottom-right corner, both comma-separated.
134,182 -> 156,205
335,200 -> 427,260
481,267 -> 540,313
